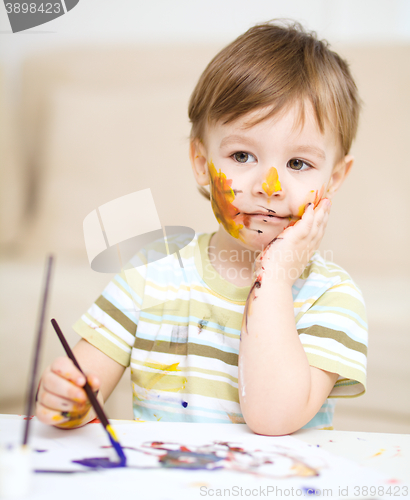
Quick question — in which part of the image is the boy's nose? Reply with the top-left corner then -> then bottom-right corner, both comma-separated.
256,167 -> 283,197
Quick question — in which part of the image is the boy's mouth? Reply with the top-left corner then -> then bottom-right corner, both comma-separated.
244,212 -> 288,223
242,206 -> 294,221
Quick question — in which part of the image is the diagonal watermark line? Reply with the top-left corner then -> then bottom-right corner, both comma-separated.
95,207 -> 109,249
60,0 -> 68,14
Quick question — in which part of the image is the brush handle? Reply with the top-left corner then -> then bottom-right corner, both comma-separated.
23,255 -> 53,446
50,319 -> 109,428
51,319 -> 126,465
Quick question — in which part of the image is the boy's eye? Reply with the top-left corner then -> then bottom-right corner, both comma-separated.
232,152 -> 256,163
288,159 -> 311,171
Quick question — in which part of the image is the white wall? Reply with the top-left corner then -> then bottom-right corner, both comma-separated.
2,0 -> 410,45
1,0 -> 410,70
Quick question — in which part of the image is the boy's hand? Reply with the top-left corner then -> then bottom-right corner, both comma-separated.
255,198 -> 331,287
36,356 -> 100,428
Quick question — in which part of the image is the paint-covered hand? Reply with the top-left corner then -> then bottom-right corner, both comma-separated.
254,198 -> 331,287
36,356 -> 100,428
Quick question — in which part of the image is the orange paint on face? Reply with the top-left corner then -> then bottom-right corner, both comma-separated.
208,160 -> 245,239
285,184 -> 326,228
262,167 -> 281,196
297,184 -> 326,217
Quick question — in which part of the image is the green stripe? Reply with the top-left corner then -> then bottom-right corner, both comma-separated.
309,291 -> 367,321
184,375 -> 239,402
121,267 -> 146,295
83,312 -> 131,350
300,258 -> 351,281
73,319 -> 131,367
95,295 -> 137,335
139,297 -> 243,339
133,338 -> 238,366
131,358 -> 239,384
298,325 -> 367,355
298,307 -> 367,331
305,352 -> 366,391
303,343 -> 366,371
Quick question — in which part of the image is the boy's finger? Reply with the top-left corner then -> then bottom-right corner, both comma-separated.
36,401 -> 70,426
39,387 -> 87,413
50,356 -> 85,386
85,373 -> 100,392
42,371 -> 87,404
36,401 -> 91,428
314,203 -> 327,228
316,197 -> 331,214
293,203 -> 314,238
309,198 -> 330,233
311,206 -> 330,246
316,210 -> 330,240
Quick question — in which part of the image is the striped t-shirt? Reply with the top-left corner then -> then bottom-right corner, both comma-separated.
73,232 -> 367,429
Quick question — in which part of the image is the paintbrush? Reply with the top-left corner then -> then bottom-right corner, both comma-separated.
23,254 -> 54,445
50,318 -> 127,466
1,256 -> 54,498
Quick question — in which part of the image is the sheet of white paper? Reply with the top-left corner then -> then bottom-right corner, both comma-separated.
0,416 -> 406,500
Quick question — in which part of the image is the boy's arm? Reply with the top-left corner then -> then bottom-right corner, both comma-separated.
239,279 -> 338,435
36,338 -> 125,428
239,200 -> 336,435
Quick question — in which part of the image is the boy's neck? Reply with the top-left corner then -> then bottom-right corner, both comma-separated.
208,228 -> 257,288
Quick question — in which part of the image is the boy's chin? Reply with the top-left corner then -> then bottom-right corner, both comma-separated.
237,227 -> 284,252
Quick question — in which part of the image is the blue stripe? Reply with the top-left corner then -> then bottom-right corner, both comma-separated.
113,276 -> 143,305
133,395 -> 234,417
301,305 -> 367,328
101,291 -> 139,324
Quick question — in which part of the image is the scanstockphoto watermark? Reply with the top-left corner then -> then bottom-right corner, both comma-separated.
198,485 -> 409,497
199,485 -> 332,497
3,0 -> 79,33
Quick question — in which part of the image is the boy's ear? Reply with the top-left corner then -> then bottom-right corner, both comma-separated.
327,154 -> 354,198
189,139 -> 209,186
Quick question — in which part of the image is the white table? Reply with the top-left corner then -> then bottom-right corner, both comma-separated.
0,415 -> 409,499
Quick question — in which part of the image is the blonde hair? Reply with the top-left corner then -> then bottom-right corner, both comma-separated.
188,21 -> 361,198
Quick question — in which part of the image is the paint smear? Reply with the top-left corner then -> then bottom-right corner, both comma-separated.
296,184 -> 326,218
143,361 -> 181,372
54,412 -> 90,429
226,412 -> 246,424
88,418 -> 101,424
208,160 -> 250,239
159,450 -> 224,470
143,441 -> 321,478
72,457 -> 125,469
40,440 -> 322,478
370,448 -> 386,458
262,167 -> 281,196
302,486 -> 320,495
142,360 -> 187,392
291,461 -> 319,477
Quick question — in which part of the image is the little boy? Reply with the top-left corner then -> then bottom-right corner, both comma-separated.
36,21 -> 367,435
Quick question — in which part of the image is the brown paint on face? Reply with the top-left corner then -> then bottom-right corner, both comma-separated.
208,160 -> 251,239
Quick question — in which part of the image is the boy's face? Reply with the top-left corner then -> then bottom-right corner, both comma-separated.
191,102 -> 353,252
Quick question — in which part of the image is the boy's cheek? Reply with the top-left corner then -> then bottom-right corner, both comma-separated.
294,184 -> 327,217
